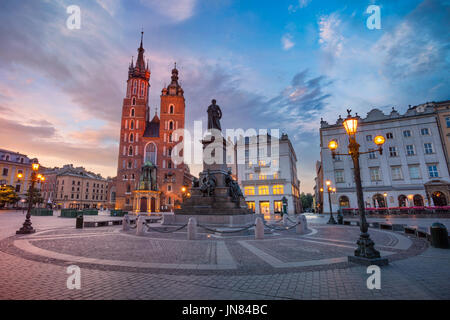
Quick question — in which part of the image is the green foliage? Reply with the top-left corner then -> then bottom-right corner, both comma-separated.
24,187 -> 43,205
300,192 -> 314,209
0,185 -> 20,207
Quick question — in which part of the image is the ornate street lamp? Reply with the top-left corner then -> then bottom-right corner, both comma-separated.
383,192 -> 390,215
325,180 -> 337,224
328,110 -> 388,266
16,160 -> 44,234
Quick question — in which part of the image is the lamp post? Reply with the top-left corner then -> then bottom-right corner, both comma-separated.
16,160 -> 45,234
325,180 -> 336,224
328,110 -> 388,266
383,192 -> 389,215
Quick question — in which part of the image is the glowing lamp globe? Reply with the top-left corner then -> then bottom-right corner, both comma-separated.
17,173 -> 23,179
374,135 -> 385,146
325,180 -> 331,186
32,163 -> 40,171
343,117 -> 358,135
328,140 -> 338,151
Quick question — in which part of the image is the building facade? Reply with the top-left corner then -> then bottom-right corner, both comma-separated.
0,149 -> 38,205
313,160 -> 323,213
115,33 -> 192,212
42,164 -> 109,209
434,100 -> 450,173
235,133 -> 301,217
320,104 -> 450,213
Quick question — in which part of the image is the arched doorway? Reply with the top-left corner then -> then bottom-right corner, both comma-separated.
398,195 -> 407,207
432,191 -> 447,206
150,197 -> 156,212
413,194 -> 424,206
140,197 -> 148,212
372,194 -> 386,208
339,196 -> 350,209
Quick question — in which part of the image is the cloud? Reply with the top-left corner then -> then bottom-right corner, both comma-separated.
288,0 -> 312,13
373,0 -> 450,79
140,0 -> 197,22
318,13 -> 344,64
281,34 -> 295,50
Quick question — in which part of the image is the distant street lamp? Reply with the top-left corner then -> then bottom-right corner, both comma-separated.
383,192 -> 390,214
325,180 -> 336,224
16,160 -> 45,234
328,109 -> 388,266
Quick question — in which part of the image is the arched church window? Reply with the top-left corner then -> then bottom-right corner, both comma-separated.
130,120 -> 134,130
169,121 -> 174,130
129,133 -> 134,143
140,83 -> 145,96
130,108 -> 135,117
145,143 -> 157,164
169,105 -> 174,114
126,184 -> 131,193
132,97 -> 136,106
168,147 -> 172,157
133,80 -> 137,94
168,160 -> 172,169
128,146 -> 133,156
169,133 -> 173,142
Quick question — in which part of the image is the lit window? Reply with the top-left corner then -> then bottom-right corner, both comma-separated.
428,165 -> 439,178
258,174 -> 267,180
258,186 -> 269,195
244,186 -> 255,196
258,160 -> 266,167
424,143 -> 433,154
272,185 -> 284,194
273,172 -> 279,179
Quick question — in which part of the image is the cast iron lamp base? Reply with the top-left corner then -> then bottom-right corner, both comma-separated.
16,221 -> 35,235
327,215 -> 337,224
348,232 -> 389,266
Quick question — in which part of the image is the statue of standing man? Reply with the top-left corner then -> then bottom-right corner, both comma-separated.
207,99 -> 222,132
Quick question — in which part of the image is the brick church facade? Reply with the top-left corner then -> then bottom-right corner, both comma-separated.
115,33 -> 193,211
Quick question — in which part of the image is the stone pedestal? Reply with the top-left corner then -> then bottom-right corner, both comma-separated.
187,217 -> 197,240
172,131 -> 254,227
255,217 -> 264,240
296,214 -> 308,234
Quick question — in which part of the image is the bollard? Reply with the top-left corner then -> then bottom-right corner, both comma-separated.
255,217 -> 264,240
136,215 -> 145,236
187,217 -> 197,240
122,214 -> 129,231
296,214 -> 308,234
283,214 -> 289,227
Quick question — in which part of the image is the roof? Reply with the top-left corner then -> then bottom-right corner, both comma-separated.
143,114 -> 160,137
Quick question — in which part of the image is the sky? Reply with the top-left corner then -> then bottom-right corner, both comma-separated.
0,0 -> 449,193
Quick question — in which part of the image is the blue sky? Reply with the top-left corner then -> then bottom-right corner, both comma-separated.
0,0 -> 448,193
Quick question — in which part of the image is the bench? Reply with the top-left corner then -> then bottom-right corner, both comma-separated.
83,219 -> 123,228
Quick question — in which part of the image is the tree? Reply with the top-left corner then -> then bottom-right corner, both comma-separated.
0,185 -> 20,208
300,192 -> 314,210
24,187 -> 44,206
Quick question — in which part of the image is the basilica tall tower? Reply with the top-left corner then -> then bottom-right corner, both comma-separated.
116,32 -> 150,210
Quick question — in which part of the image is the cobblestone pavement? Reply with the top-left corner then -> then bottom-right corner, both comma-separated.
0,211 -> 449,300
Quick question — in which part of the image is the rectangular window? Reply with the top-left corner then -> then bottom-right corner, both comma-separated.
247,201 -> 255,213
428,165 -> 439,178
244,186 -> 255,196
403,130 -> 411,137
421,128 -> 430,135
386,132 -> 394,139
274,201 -> 283,213
368,150 -> 377,159
258,186 -> 269,195
335,170 -> 344,183
424,143 -> 433,154
272,185 -> 284,195
273,172 -> 279,179
446,116 -> 450,128
406,145 -> 415,156
370,168 -> 381,181
389,147 -> 398,157
391,167 -> 403,180
408,165 -> 421,179
258,174 -> 267,180
2,168 -> 8,176
366,135 -> 372,142
15,185 -> 20,192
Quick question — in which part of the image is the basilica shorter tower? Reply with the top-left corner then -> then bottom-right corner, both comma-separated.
115,33 -> 192,212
